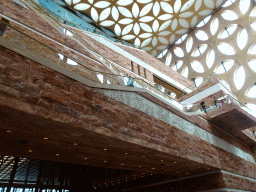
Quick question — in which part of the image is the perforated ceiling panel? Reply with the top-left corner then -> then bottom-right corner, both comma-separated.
165,0 -> 256,115
63,0 -> 225,56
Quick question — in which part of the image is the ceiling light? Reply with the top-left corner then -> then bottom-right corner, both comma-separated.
165,170 -> 167,171
139,166 -> 142,167
142,156 -> 145,157
152,168 -> 155,169
174,162 -> 177,163
74,143 -> 77,145
56,154 -> 59,156
84,158 -> 87,160
177,172 -> 179,173
29,150 -> 32,152
7,131 -> 11,133
125,153 -> 128,154
121,163 -> 124,165
186,173 -> 189,174
104,149 -> 107,151
161,160 -> 163,161
44,138 -> 48,140
104,161 -> 107,162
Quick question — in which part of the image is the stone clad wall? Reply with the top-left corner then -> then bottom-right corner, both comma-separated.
116,43 -> 193,88
0,0 -> 113,74
1,45 -> 256,184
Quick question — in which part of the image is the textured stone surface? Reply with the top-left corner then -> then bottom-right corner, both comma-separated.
116,43 -> 193,88
0,0 -> 112,74
100,89 -> 255,163
1,46 -> 256,183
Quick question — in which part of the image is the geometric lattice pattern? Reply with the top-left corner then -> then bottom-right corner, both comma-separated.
63,0 -> 225,56
164,0 -> 256,112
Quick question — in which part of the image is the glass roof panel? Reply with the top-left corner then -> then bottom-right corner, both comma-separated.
63,0 -> 223,56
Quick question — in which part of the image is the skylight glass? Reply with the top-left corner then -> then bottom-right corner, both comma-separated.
206,50 -> 215,68
237,29 -> 248,50
195,77 -> 203,87
239,0 -> 250,14
215,60 -> 234,74
195,30 -> 208,41
218,43 -> 235,55
165,53 -> 172,66
248,60 -> 256,72
182,67 -> 188,78
222,0 -> 235,7
218,24 -> 237,39
192,44 -> 208,57
234,66 -> 245,90
210,18 -> 219,35
246,103 -> 256,117
175,34 -> 187,44
157,49 -> 168,58
221,10 -> 238,20
191,61 -> 204,73
247,86 -> 256,98
186,36 -> 193,53
196,15 -> 211,27
248,44 -> 256,54
174,47 -> 184,57
172,60 -> 183,71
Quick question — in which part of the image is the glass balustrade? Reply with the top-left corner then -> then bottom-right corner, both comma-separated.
0,18 -> 206,115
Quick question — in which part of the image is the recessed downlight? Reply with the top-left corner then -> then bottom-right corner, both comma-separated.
56,154 -> 59,156
29,150 -> 32,153
44,138 -> 48,140
7,131 -> 11,133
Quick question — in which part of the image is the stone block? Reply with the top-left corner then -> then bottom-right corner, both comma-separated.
40,91 -> 67,106
34,105 -> 51,117
0,83 -> 20,98
3,67 -> 26,81
53,103 -> 78,117
43,76 -> 67,90
80,114 -> 103,126
0,74 -> 6,84
5,80 -> 40,97
20,92 -> 39,106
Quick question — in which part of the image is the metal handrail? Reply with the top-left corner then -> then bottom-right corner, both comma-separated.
36,2 -> 144,50
3,18 -> 253,116
1,19 -> 188,108
21,0 -> 124,76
